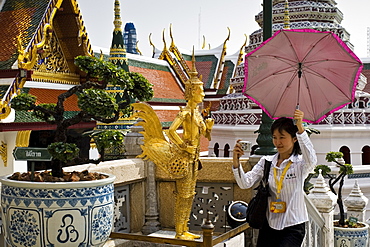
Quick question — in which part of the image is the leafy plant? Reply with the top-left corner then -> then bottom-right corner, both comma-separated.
77,89 -> 118,118
314,151 -> 354,227
11,55 -> 153,178
47,142 -> 80,163
84,130 -> 125,161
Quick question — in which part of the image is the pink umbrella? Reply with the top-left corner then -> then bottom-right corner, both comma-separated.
243,29 -> 363,123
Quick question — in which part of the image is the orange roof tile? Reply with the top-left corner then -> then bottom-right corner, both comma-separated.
28,88 -> 80,111
129,66 -> 184,100
0,8 -> 35,62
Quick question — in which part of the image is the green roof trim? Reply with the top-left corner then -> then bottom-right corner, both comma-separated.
0,85 -> 9,99
150,98 -> 186,103
0,53 -> 18,70
14,111 -> 80,123
128,59 -> 171,72
194,55 -> 218,89
364,63 -> 370,70
217,60 -> 235,94
161,121 -> 173,128
93,52 -> 171,72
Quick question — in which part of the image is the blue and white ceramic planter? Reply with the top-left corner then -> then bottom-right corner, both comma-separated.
0,174 -> 115,247
334,221 -> 369,247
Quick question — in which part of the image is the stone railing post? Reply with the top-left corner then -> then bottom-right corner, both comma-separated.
308,170 -> 337,247
141,160 -> 161,234
124,120 -> 161,234
344,180 -> 368,223
124,120 -> 144,158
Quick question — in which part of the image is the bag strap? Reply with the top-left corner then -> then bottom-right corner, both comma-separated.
261,160 -> 272,187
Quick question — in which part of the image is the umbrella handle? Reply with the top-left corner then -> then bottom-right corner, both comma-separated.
293,105 -> 299,125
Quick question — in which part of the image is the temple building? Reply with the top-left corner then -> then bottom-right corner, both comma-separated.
124,22 -> 138,55
0,0 -> 240,175
0,0 -> 369,202
1,0 -> 370,239
0,0 -> 96,175
210,0 -> 370,166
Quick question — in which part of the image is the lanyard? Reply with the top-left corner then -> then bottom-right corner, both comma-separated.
273,160 -> 292,200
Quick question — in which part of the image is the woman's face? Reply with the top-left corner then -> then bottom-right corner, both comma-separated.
272,129 -> 297,157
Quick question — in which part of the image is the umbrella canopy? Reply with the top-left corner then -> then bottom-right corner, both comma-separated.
243,29 -> 363,123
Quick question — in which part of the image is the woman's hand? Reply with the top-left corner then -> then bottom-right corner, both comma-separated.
294,109 -> 305,134
233,140 -> 244,169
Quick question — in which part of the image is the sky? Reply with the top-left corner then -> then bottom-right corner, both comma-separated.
77,0 -> 370,59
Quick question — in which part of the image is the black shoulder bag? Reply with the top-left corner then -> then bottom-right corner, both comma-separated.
245,160 -> 272,229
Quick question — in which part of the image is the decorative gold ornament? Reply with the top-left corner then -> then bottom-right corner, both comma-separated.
132,52 -> 214,240
284,0 -> 291,30
17,35 -> 38,70
213,27 -> 230,89
33,31 -> 70,73
0,141 -> 7,167
16,130 -> 32,147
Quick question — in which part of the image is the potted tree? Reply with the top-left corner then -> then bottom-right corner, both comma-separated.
314,151 -> 369,247
0,55 -> 153,247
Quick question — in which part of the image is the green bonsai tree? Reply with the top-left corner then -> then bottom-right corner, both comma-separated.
10,55 -> 153,178
314,151 -> 354,227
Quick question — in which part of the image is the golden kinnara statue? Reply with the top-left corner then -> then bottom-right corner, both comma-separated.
132,53 -> 214,240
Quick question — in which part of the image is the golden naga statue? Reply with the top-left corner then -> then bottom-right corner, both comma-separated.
132,53 -> 214,240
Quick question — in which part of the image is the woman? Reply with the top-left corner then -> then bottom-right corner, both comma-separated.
232,109 -> 317,247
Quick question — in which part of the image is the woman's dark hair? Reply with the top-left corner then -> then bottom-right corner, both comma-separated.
271,117 -> 301,155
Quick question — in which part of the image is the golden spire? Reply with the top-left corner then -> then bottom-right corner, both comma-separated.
162,28 -> 167,51
201,35 -> 206,49
283,0 -> 290,30
136,40 -> 142,55
212,27 -> 230,88
169,24 -> 191,75
185,47 -> 203,100
149,33 -> 156,58
188,47 -> 202,84
169,24 -> 175,49
237,34 -> 248,67
113,0 -> 122,32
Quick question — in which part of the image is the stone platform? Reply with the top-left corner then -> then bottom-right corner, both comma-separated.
104,230 -> 245,247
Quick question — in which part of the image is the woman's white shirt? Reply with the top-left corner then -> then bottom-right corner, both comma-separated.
232,131 -> 317,230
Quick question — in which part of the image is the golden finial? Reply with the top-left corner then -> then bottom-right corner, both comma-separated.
170,23 -> 175,48
136,40 -> 142,55
99,49 -> 104,60
283,0 -> 290,30
113,0 -> 122,32
202,35 -> 206,49
226,27 -> 231,42
237,34 -> 248,66
162,28 -> 167,51
149,33 -> 156,58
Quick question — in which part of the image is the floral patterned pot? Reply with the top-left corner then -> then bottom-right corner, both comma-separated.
0,174 -> 115,247
334,221 -> 369,247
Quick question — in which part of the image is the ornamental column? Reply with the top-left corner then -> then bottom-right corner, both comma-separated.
308,170 -> 337,247
344,180 -> 368,223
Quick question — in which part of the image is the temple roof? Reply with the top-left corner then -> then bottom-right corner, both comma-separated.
0,0 -> 49,69
0,0 -> 93,72
0,0 -> 94,122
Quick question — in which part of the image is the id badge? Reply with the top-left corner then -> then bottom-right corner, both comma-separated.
270,200 -> 286,213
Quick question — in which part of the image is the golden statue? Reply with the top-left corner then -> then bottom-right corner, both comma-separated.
132,52 -> 214,240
